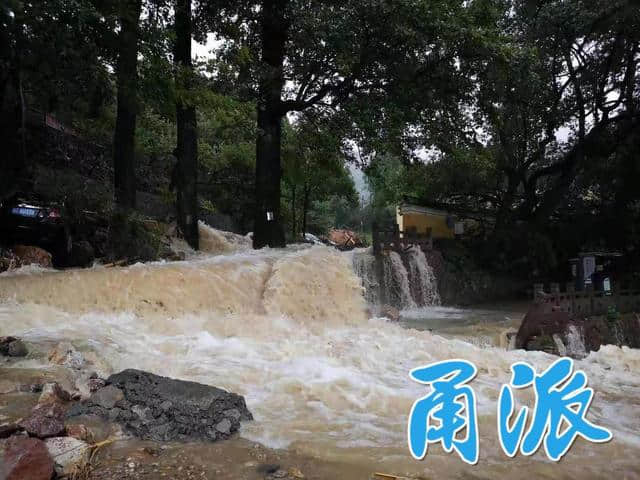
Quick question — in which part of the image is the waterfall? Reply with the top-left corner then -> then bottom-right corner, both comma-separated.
351,249 -> 380,306
405,247 -> 441,306
381,251 -> 416,309
565,324 -> 587,359
351,247 -> 441,310
553,333 -> 568,356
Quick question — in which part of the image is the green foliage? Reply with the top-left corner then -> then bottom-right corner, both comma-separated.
281,116 -> 358,239
136,108 -> 177,158
2,0 -> 638,270
105,211 -> 163,262
365,155 -> 408,211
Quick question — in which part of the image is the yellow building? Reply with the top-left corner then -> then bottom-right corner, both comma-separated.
396,203 -> 462,240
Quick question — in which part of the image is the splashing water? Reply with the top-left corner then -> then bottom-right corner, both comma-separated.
566,324 -> 588,359
405,246 -> 440,306
0,232 -> 639,478
351,248 -> 380,306
382,251 -> 416,309
351,247 -> 440,310
198,221 -> 252,255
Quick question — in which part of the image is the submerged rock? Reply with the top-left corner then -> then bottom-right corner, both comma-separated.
499,327 -> 518,350
380,304 -> 400,322
48,341 -> 85,369
1,436 -> 55,480
0,423 -> 20,439
68,369 -> 252,442
0,336 -> 28,357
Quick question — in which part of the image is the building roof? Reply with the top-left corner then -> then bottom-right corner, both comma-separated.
569,251 -> 624,261
397,203 -> 451,217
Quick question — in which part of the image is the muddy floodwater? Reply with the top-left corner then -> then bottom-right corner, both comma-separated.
1,226 -> 639,479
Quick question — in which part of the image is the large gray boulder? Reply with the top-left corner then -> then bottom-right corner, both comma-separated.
67,369 -> 252,442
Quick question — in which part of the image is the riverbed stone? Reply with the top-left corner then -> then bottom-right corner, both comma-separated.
0,423 -> 20,439
380,304 -> 400,322
65,423 -> 93,442
48,341 -> 85,369
39,382 -> 72,404
215,418 -> 232,435
1,435 -> 55,480
91,384 -> 125,409
67,368 -> 253,442
45,436 -> 90,476
19,402 -> 67,438
88,376 -> 107,392
0,379 -> 18,394
0,337 -> 28,357
7,340 -> 28,357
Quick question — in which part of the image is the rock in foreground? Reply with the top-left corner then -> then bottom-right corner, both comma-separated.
45,436 -> 90,477
68,369 -> 252,442
19,402 -> 67,438
0,436 -> 55,480
10,245 -> 53,268
0,336 -> 28,357
516,304 -> 640,358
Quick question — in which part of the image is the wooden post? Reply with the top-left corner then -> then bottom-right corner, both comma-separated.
566,282 -> 575,313
393,223 -> 400,252
533,283 -> 544,302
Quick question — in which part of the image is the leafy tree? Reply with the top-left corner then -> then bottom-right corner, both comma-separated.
0,0 -> 111,199
199,0 -> 489,248
281,116 -> 357,239
365,0 -> 640,276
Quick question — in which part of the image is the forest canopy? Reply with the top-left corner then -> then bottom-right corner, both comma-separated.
1,0 -> 638,277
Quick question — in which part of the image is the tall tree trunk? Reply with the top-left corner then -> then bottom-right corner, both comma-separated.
291,185 -> 296,240
302,184 -> 310,237
253,0 -> 288,249
113,0 -> 142,210
174,0 -> 199,249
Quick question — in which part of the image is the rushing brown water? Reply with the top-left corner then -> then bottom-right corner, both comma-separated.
1,225 -> 639,479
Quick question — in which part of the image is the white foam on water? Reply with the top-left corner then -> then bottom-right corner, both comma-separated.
382,251 -> 416,309
405,246 -> 440,306
400,306 -> 467,320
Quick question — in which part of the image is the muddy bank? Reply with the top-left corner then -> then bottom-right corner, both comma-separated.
85,436 -> 371,480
